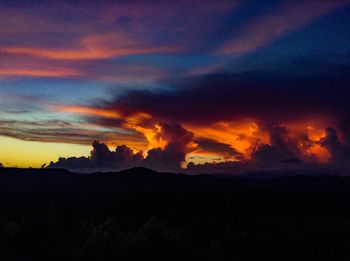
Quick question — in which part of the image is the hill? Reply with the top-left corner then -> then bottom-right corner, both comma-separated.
1,167 -> 350,260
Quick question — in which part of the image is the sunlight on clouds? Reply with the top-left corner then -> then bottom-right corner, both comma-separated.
185,120 -> 270,160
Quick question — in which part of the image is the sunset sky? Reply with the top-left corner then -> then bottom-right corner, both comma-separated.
1,0 -> 350,173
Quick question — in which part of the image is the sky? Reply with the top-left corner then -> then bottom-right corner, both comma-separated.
1,0 -> 350,174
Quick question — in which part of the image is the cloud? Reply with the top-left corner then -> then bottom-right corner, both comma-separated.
217,0 -> 350,54
85,64 -> 350,128
0,53 -> 81,79
0,33 -> 178,61
0,51 -> 169,82
0,119 -> 147,148
194,138 -> 243,161
48,122 -> 195,172
47,141 -> 144,171
2,1 -> 350,174
319,128 -> 350,167
0,68 -> 79,78
51,60 -> 350,172
250,124 -> 302,166
143,123 -> 195,171
0,1 -> 238,80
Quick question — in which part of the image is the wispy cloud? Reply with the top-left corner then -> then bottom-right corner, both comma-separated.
0,1 -> 238,80
217,0 -> 350,54
0,51 -> 169,82
0,68 -> 79,78
0,119 -> 147,149
0,33 -> 180,61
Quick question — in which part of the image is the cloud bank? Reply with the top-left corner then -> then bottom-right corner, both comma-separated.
49,61 -> 350,174
48,123 -> 195,172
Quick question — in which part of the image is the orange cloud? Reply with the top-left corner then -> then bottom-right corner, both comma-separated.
55,105 -> 156,148
0,52 -> 168,81
0,53 -> 81,79
1,45 -> 177,61
0,68 -> 79,78
54,103 -> 341,166
185,120 -> 270,160
0,32 -> 179,61
54,104 -> 196,160
56,105 -> 122,119
260,118 -> 340,164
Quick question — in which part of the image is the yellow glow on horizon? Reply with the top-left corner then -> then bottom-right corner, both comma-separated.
0,136 -> 90,168
186,152 -> 227,166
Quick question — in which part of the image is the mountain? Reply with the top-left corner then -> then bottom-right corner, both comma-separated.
2,167 -> 350,260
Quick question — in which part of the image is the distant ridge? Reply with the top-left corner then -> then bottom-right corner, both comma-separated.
0,167 -> 72,176
1,167 -> 350,207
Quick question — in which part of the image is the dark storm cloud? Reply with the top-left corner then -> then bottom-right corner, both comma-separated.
97,63 -> 350,127
319,128 -> 350,167
250,124 -> 302,165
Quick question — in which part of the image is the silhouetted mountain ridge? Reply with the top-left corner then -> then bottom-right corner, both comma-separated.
2,167 -> 350,260
0,166 -> 349,196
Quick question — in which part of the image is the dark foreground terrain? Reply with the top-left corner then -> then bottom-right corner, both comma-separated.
1,167 -> 350,260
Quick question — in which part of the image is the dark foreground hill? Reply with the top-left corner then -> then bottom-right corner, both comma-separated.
1,167 -> 350,260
